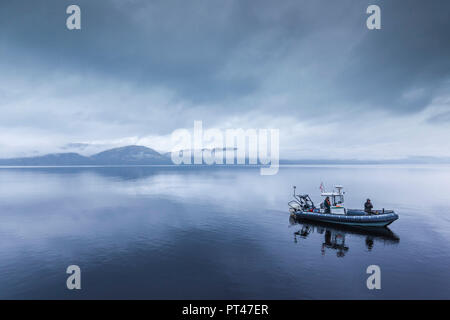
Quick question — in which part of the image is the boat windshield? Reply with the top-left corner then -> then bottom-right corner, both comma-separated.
333,195 -> 344,205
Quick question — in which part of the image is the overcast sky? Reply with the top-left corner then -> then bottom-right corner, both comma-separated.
0,0 -> 449,159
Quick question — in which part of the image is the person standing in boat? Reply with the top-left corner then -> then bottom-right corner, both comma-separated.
323,196 -> 331,213
364,199 -> 373,214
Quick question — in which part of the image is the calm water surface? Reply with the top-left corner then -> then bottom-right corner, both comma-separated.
0,165 -> 449,299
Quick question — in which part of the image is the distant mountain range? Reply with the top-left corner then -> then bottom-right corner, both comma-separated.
0,145 -> 170,166
0,145 -> 449,166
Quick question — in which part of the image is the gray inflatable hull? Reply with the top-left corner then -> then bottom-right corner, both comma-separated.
292,210 -> 399,227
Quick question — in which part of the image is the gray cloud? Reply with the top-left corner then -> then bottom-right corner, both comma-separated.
427,111 -> 450,124
0,0 -> 449,158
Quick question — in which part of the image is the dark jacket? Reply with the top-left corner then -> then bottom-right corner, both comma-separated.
364,201 -> 373,213
324,198 -> 331,213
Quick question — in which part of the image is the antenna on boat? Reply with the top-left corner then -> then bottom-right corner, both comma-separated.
335,185 -> 344,195
293,186 -> 296,197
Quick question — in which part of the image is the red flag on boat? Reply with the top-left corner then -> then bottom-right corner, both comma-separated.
319,182 -> 325,193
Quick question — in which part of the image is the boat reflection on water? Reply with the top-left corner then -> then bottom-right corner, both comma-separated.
289,216 -> 400,257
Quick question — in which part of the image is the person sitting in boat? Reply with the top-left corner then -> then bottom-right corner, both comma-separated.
364,199 -> 373,214
323,196 -> 331,213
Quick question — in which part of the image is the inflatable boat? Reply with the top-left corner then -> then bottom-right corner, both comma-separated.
288,185 -> 399,227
